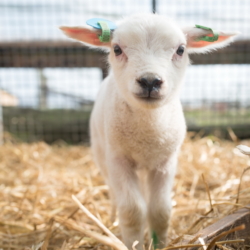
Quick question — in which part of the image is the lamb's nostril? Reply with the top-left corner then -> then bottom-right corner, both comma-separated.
152,78 -> 163,87
137,78 -> 149,88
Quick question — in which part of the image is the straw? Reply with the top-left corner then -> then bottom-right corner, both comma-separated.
0,133 -> 249,249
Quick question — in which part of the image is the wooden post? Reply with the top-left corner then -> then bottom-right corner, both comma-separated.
38,68 -> 48,110
0,103 -> 3,145
102,67 -> 109,80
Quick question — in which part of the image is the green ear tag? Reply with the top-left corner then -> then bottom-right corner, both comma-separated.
195,24 -> 219,42
152,231 -> 158,249
97,21 -> 111,43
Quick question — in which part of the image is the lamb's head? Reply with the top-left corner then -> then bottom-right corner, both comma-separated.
108,14 -> 189,109
60,13 -> 239,109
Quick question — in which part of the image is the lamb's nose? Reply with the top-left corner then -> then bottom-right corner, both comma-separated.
137,74 -> 163,92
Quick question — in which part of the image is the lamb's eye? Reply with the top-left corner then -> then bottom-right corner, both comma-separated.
176,45 -> 185,56
114,45 -> 122,56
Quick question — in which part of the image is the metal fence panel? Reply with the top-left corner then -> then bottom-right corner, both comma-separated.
0,0 -> 249,143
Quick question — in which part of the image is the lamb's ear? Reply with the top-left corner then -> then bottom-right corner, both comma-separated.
60,25 -> 111,50
183,26 -> 240,54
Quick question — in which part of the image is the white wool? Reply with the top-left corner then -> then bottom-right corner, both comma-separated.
61,13 -> 238,249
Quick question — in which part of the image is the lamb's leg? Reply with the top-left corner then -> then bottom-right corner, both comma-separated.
109,188 -> 117,223
147,156 -> 177,248
108,156 -> 146,250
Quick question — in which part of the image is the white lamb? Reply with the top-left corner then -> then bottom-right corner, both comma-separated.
60,13 -> 238,249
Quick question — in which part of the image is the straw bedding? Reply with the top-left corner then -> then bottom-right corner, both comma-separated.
0,133 -> 249,249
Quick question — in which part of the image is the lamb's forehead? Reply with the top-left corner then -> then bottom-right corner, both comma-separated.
112,14 -> 186,48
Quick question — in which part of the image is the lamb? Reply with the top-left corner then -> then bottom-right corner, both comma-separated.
60,13 -> 238,249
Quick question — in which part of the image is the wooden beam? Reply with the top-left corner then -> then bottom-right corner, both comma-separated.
0,41 -> 107,69
188,124 -> 250,140
0,40 -> 250,69
190,40 -> 250,65
182,206 -> 250,249
197,206 -> 250,245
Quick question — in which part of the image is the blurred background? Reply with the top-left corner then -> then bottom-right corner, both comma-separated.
0,0 -> 249,144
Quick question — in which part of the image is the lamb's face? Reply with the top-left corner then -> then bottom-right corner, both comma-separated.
61,14 -> 238,110
109,14 -> 189,109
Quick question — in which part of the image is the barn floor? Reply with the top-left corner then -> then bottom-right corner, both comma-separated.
0,133 -> 249,249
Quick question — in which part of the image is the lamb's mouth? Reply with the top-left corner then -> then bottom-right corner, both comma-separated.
134,92 -> 163,101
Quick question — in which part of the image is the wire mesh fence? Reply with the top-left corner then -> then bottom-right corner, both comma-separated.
0,0 -> 249,143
